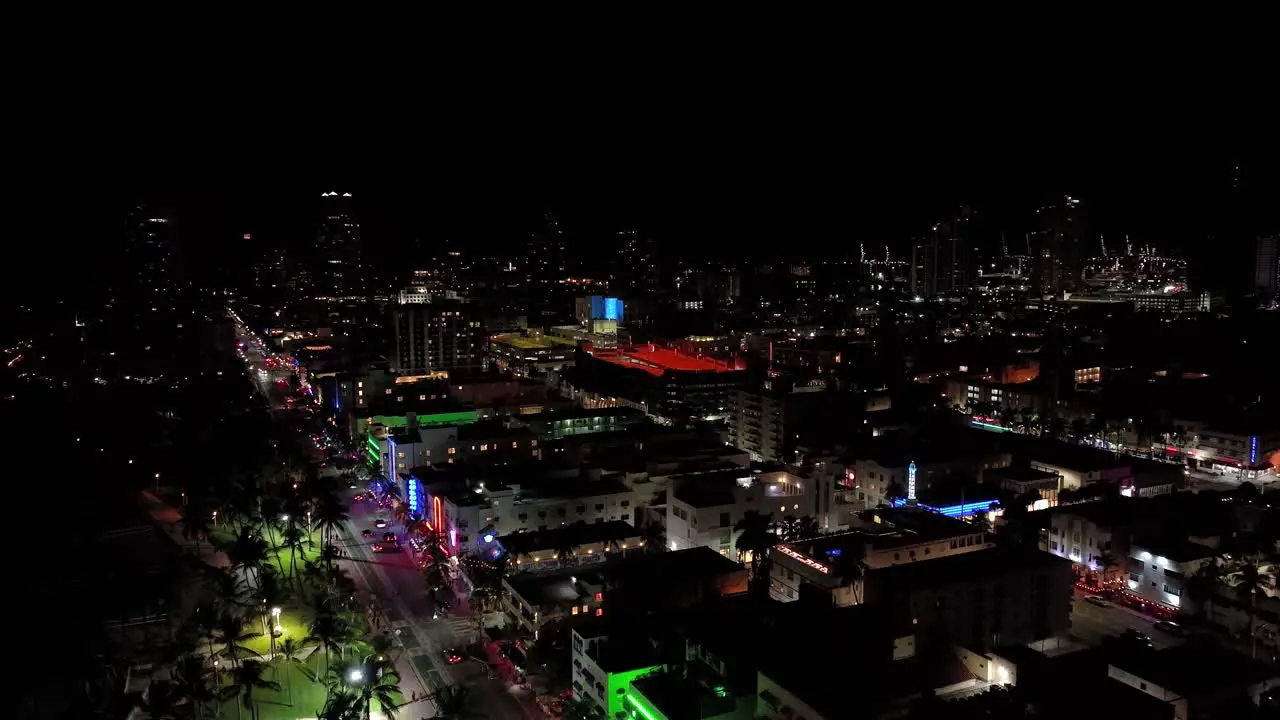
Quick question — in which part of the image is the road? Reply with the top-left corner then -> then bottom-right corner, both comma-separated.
229,310 -> 533,720
1069,589 -> 1184,649
338,498 -> 536,720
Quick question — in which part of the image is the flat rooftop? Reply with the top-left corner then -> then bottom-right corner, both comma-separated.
987,465 -> 1061,483
781,507 -> 978,561
868,545 -> 1070,591
498,520 -> 641,556
1110,643 -> 1278,695
588,344 -> 738,377
490,332 -> 577,350
506,569 -> 601,612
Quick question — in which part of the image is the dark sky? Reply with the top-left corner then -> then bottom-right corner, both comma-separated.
18,8 -> 1279,292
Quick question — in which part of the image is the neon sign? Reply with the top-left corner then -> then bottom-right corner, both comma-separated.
907,461 -> 917,501
1250,436 -> 1258,464
775,545 -> 829,574
891,498 -> 996,518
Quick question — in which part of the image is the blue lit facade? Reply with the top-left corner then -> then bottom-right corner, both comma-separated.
1250,436 -> 1259,465
890,497 -> 997,518
590,296 -> 624,321
407,475 -> 423,516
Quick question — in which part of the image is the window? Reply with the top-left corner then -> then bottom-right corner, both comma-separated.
719,512 -> 730,527
448,447 -> 457,455
594,504 -> 604,512
512,441 -> 519,448
1163,584 -> 1182,597
419,394 -> 427,401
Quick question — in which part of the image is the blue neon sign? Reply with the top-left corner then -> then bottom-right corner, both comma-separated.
1250,436 -> 1258,464
891,498 -> 997,518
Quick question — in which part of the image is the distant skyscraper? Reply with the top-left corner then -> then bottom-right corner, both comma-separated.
122,205 -> 180,302
313,192 -> 364,300
390,302 -> 485,374
615,230 -> 662,295
1256,235 -> 1280,298
910,208 -> 976,297
526,212 -> 567,296
1029,195 -> 1083,297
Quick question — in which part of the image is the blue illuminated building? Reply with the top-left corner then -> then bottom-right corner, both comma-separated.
890,497 -> 997,518
589,296 -> 624,321
1250,436 -> 1258,465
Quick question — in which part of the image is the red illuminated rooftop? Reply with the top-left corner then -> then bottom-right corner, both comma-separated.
585,343 -> 741,376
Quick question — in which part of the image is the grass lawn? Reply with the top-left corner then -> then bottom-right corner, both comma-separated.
208,524 -> 324,580
243,609 -> 312,658
214,655 -> 405,720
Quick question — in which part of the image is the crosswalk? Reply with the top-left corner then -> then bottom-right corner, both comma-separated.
442,616 -> 477,638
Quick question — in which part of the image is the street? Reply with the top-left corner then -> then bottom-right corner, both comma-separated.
1069,589 -> 1184,649
336,498 -> 536,720
230,312 -> 533,720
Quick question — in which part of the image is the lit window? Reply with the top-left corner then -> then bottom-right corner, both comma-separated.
385,389 -> 392,395
397,452 -> 405,459
396,396 -> 403,402
595,608 -> 603,616
357,381 -> 363,388
448,447 -> 456,455
531,440 -> 538,447
572,607 -> 579,615
594,592 -> 603,601
480,444 -> 489,451
512,441 -> 519,449
419,394 -> 427,401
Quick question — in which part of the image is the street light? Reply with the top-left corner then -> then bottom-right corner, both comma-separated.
348,669 -> 364,683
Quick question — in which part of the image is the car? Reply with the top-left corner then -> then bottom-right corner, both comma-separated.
1153,620 -> 1186,636
374,519 -> 389,528
361,528 -> 373,537
372,543 -> 402,553
353,494 -> 365,502
383,532 -> 398,543
443,648 -> 464,664
1122,628 -> 1154,646
1083,596 -> 1111,608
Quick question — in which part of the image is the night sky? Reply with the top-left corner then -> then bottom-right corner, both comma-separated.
19,10 -> 1280,295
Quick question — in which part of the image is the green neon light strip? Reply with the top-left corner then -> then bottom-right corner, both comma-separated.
626,693 -> 663,720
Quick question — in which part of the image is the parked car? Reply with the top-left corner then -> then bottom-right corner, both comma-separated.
1083,596 -> 1111,608
1153,620 -> 1186,636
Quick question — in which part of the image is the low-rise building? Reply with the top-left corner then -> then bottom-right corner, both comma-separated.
1108,644 -> 1280,718
503,569 -> 605,638
1125,537 -> 1217,612
725,376 -> 830,463
768,506 -> 991,606
844,428 -> 1013,509
1027,443 -> 1132,490
667,468 -> 817,556
570,621 -> 663,720
492,520 -> 645,574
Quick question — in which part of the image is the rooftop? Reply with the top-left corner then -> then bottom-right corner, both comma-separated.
1110,643 -> 1279,696
986,465 -> 1061,483
490,332 -> 577,350
587,343 -> 739,377
498,520 -> 642,556
1130,536 -> 1219,563
630,671 -> 735,720
671,469 -> 805,509
505,569 -> 602,612
868,545 -> 1071,592
456,418 -> 535,441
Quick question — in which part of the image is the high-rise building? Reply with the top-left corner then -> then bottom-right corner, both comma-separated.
910,210 -> 976,297
526,212 -> 567,297
615,230 -> 662,295
313,192 -> 364,300
390,301 -> 485,374
1255,235 -> 1279,298
1029,195 -> 1083,297
122,206 -> 180,302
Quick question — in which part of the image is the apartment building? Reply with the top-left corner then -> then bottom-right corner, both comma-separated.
769,506 -> 991,606
570,621 -> 662,720
666,468 -> 818,556
1125,537 -> 1218,612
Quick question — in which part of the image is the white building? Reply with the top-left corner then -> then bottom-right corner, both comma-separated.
1126,538 -> 1217,612
666,468 -> 818,557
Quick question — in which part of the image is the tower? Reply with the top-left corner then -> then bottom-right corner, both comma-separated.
1029,195 -> 1083,297
313,192 -> 364,300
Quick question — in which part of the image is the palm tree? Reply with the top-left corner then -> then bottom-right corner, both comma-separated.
832,552 -> 866,605
307,602 -> 355,675
215,610 -> 263,667
220,526 -> 270,589
1227,560 -> 1277,659
639,522 -> 666,553
181,497 -> 215,557
314,494 -> 351,553
171,653 -> 218,720
732,511 -> 777,582
318,688 -> 360,720
428,685 -> 476,720
220,658 -> 282,720
352,655 -> 402,720
282,523 -> 310,590
1094,551 -> 1120,587
1186,558 -> 1225,623
273,637 -> 311,707
775,515 -> 820,542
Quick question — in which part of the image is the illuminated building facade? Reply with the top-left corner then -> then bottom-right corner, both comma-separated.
391,301 -> 485,374
313,192 -> 364,300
